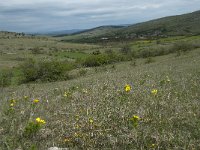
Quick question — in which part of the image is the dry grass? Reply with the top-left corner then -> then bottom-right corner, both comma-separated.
0,49 -> 200,149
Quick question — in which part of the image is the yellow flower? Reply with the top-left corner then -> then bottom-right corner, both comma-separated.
36,117 -> 41,122
33,99 -> 39,103
35,117 -> 46,124
133,115 -> 140,120
64,91 -> 71,97
124,84 -> 131,92
151,89 -> 158,96
130,115 -> 140,127
10,103 -> 14,107
151,144 -> 157,148
63,92 -> 68,97
130,115 -> 140,121
64,137 -> 71,142
10,99 -> 16,103
89,118 -> 94,124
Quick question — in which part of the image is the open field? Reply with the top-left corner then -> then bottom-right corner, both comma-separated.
0,36 -> 100,69
0,31 -> 200,149
1,34 -> 200,69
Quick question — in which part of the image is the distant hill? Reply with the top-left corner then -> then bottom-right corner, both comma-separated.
62,25 -> 126,41
115,10 -> 200,38
28,29 -> 86,36
62,10 -> 200,42
0,31 -> 26,39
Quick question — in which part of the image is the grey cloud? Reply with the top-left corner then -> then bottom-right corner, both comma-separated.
0,0 -> 199,32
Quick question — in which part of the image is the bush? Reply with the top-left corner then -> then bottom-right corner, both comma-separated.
145,57 -> 155,64
79,69 -> 87,76
92,50 -> 101,55
82,53 -> 125,67
30,47 -> 43,54
82,54 -> 110,67
139,49 -> 152,58
0,69 -> 13,87
19,59 -> 38,82
172,41 -> 195,52
19,59 -> 75,83
120,45 -> 131,55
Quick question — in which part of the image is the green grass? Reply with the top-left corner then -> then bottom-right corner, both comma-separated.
0,36 -> 101,70
0,32 -> 200,149
60,10 -> 200,43
53,51 -> 90,60
0,48 -> 200,149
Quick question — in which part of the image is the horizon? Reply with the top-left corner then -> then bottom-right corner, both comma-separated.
0,0 -> 200,33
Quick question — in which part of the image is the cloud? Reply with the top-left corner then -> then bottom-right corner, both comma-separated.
0,0 -> 199,32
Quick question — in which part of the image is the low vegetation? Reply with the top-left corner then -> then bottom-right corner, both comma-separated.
0,49 -> 199,149
0,30 -> 200,149
0,35 -> 200,87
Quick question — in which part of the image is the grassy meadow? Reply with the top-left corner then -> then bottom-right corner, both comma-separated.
0,34 -> 200,149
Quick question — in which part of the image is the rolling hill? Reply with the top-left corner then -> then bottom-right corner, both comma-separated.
62,10 -> 200,42
61,25 -> 125,42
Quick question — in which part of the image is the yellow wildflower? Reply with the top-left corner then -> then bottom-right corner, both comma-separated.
124,84 -> 131,92
151,89 -> 158,96
64,137 -> 71,142
130,115 -> 140,121
10,99 -> 16,103
35,117 -> 46,124
64,91 -> 71,97
130,115 -> 140,127
63,92 -> 68,97
89,118 -> 94,124
24,96 -> 28,99
33,99 -> 39,103
151,144 -> 157,148
10,103 -> 14,107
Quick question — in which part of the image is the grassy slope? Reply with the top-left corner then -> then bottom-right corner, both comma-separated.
0,36 -> 100,70
116,10 -> 200,36
63,10 -> 200,42
61,26 -> 125,41
0,49 -> 200,149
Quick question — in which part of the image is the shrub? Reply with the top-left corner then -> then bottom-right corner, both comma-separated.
172,41 -> 195,52
139,49 -> 152,58
19,59 -> 38,83
79,69 -> 87,76
145,57 -> 155,64
30,47 -> 43,54
19,59 -> 75,83
82,54 -> 110,67
82,53 -> 125,67
92,50 -> 101,55
120,45 -> 132,55
0,69 -> 13,87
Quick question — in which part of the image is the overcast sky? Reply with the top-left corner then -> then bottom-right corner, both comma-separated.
0,0 -> 200,32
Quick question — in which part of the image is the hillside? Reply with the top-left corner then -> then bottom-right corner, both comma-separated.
62,25 -> 125,42
62,10 -> 200,42
1,48 -> 200,149
116,10 -> 200,38
0,31 -> 26,39
1,16 -> 200,149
